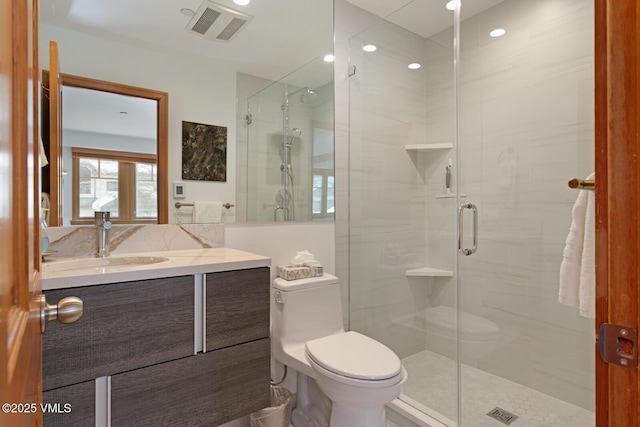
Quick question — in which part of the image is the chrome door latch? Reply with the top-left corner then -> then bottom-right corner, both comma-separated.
458,203 -> 478,256
40,294 -> 84,333
598,323 -> 638,369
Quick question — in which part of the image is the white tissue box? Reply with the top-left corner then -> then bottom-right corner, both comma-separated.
307,265 -> 323,277
277,264 -> 324,281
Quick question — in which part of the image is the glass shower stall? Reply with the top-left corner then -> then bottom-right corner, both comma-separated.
347,0 -> 594,425
244,54 -> 335,223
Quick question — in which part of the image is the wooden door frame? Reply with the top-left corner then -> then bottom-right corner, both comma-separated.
595,0 -> 640,425
0,0 -> 43,425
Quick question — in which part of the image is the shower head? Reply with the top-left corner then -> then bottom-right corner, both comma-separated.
299,88 -> 318,103
285,127 -> 301,147
286,86 -> 318,104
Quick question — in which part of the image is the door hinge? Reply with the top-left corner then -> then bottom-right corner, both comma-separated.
598,323 -> 638,369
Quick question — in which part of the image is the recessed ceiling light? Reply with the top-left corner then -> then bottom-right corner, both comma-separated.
180,8 -> 195,17
323,54 -> 335,63
362,44 -> 377,53
408,63 -> 421,70
233,0 -> 250,5
489,28 -> 506,37
445,1 -> 456,11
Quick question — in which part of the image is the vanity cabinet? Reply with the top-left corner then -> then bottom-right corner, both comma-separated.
43,381 -> 95,427
110,339 -> 270,426
206,268 -> 270,351
42,267 -> 270,427
43,275 -> 194,390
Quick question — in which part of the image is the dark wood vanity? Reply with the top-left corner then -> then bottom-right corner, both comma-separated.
42,267 -> 270,427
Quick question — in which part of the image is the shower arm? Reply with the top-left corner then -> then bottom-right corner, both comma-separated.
285,86 -> 313,100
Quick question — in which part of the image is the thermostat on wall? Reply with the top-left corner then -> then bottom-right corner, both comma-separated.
173,182 -> 186,199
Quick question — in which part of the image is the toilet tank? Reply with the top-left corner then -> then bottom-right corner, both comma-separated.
272,274 -> 345,349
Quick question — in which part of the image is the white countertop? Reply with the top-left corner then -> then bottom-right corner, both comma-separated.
42,248 -> 271,290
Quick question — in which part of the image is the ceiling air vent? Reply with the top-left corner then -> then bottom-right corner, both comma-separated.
186,0 -> 253,42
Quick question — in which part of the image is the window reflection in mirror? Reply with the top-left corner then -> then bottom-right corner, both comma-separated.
72,148 -> 158,223
312,127 -> 335,219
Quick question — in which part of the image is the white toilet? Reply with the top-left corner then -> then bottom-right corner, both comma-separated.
271,274 -> 407,427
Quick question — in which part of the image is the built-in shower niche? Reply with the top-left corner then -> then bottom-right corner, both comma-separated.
405,143 -> 461,278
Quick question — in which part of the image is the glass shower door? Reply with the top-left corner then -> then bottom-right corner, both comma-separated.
346,0 -> 596,425
456,0 -> 595,425
347,2 -> 459,424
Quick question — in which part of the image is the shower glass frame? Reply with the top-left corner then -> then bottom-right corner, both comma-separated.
346,0 -> 595,425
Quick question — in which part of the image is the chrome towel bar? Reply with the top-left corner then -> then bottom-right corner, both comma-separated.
175,202 -> 235,209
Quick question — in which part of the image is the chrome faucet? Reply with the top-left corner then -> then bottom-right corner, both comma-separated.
94,211 -> 112,258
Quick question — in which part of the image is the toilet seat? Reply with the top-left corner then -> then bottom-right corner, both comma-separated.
307,355 -> 406,389
305,331 -> 403,387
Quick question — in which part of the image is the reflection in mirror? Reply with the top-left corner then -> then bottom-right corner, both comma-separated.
43,74 -> 168,225
40,0 -> 333,224
66,87 -> 157,224
242,55 -> 334,222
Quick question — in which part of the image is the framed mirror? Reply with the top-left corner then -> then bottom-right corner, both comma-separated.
42,70 -> 168,225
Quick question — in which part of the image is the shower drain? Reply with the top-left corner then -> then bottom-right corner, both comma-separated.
486,407 -> 519,425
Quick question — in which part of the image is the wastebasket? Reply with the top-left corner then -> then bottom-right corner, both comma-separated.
250,386 -> 293,427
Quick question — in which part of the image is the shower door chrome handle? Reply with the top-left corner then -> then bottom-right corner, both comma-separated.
458,203 -> 478,256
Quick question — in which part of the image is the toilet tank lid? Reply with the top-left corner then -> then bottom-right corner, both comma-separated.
274,273 -> 339,291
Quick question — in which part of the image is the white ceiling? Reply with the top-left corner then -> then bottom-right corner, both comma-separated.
41,0 -> 505,82
62,86 -> 157,139
40,0 -> 334,82
44,0 -> 504,139
346,0 -> 506,39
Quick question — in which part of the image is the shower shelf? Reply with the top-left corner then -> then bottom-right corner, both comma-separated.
404,143 -> 453,151
405,267 -> 454,277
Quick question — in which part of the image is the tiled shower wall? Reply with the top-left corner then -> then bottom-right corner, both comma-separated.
342,0 -> 594,412
454,0 -> 595,410
347,12 -> 432,358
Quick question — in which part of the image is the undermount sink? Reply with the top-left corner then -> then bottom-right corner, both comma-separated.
43,256 -> 170,272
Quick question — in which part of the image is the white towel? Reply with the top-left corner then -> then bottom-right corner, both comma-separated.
193,201 -> 223,223
39,137 -> 49,168
558,172 -> 595,318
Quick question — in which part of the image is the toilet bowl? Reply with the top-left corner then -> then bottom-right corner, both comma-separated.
271,274 -> 407,427
424,305 -> 500,365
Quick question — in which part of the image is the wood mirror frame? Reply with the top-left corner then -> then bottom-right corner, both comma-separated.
43,71 -> 168,225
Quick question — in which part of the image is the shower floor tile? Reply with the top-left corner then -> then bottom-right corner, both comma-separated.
400,350 -> 594,427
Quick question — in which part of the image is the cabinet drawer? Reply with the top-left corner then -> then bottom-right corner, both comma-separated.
111,338 -> 271,427
206,267 -> 270,351
43,380 -> 94,427
44,275 -> 194,390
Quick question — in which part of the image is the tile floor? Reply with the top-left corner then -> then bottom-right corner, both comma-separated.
400,350 -> 594,427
